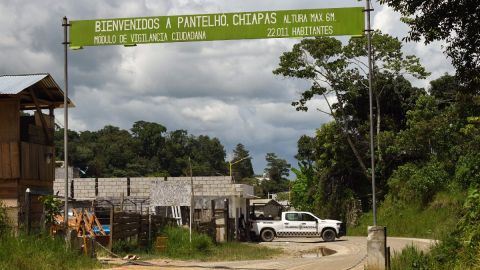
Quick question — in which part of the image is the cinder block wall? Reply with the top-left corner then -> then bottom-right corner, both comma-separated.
130,177 -> 154,197
53,179 -> 72,197
97,178 -> 127,197
73,178 -> 95,199
53,176 -> 237,199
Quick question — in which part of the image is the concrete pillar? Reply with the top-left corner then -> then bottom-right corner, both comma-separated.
367,226 -> 387,270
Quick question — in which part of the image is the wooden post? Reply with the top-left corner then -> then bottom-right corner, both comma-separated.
120,192 -> 124,211
108,207 -> 114,251
137,212 -> 141,243
29,89 -> 51,144
24,188 -> 31,234
211,200 -> 215,219
211,200 -> 216,242
246,199 -> 251,242
224,198 -> 229,242
148,208 -> 152,248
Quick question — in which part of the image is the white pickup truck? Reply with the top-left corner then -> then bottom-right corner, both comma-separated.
250,211 -> 346,242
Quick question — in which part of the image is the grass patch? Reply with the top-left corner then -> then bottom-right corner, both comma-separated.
161,227 -> 282,261
390,245 -> 433,270
113,227 -> 282,262
0,233 -> 101,270
348,192 -> 462,238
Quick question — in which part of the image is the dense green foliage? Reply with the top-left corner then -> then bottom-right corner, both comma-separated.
277,12 -> 479,267
257,153 -> 291,197
388,187 -> 480,269
348,190 -> 463,238
231,143 -> 254,182
55,121 -> 229,177
39,195 -> 62,227
379,0 -> 480,88
275,32 -> 428,220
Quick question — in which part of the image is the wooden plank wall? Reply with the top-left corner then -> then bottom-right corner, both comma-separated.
0,179 -> 18,199
0,142 -> 20,179
0,98 -> 20,142
21,142 -> 54,181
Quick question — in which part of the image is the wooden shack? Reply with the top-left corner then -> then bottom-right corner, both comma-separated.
0,74 -> 73,229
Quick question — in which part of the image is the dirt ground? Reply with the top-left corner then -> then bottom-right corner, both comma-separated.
103,236 -> 436,270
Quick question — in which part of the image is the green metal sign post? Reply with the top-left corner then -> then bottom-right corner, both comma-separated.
69,7 -> 364,47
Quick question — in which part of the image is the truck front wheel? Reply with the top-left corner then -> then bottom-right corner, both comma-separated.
322,228 -> 336,242
260,228 -> 275,242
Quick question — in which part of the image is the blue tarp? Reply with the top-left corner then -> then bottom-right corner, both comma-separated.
93,225 -> 110,235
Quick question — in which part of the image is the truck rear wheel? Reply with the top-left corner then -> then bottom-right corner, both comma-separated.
322,228 -> 336,242
260,228 -> 275,242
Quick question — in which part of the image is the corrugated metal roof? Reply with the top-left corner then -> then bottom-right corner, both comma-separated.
0,74 -> 48,94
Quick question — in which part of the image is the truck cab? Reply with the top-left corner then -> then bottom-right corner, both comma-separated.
250,211 -> 346,242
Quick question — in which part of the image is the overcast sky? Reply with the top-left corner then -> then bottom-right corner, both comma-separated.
0,0 -> 453,174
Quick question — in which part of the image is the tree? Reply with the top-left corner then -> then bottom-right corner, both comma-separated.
290,165 -> 316,212
274,32 -> 428,178
264,153 -> 291,182
162,129 -> 190,176
55,121 -> 229,178
260,153 -> 291,197
429,74 -> 461,107
295,135 -> 316,168
189,135 -> 227,176
379,0 -> 480,88
231,143 -> 254,182
131,121 -> 167,159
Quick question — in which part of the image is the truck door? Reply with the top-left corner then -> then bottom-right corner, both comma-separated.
278,213 -> 302,236
300,213 -> 320,236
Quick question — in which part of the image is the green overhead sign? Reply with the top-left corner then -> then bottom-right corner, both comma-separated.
69,7 -> 364,47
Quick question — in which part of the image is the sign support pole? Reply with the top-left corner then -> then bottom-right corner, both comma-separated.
365,2 -> 387,270
189,157 -> 194,243
62,16 -> 70,231
365,0 -> 376,227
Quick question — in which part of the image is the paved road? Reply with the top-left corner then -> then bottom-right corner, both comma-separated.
106,236 -> 435,270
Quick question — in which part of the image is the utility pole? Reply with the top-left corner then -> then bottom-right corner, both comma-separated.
62,16 -> 70,232
366,0 -> 376,227
365,2 -> 387,270
189,157 -> 194,243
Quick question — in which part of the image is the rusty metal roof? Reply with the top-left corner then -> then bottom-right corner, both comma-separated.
0,73 -> 74,109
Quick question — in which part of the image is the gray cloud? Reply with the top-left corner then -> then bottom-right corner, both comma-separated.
1,0 -> 454,173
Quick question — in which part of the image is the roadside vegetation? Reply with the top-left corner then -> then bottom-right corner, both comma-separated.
276,0 -> 479,268
111,227 -> 282,262
0,208 -> 100,270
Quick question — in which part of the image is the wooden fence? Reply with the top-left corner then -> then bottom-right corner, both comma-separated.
109,211 -> 176,249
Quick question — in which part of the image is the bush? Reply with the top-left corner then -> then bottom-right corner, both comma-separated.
161,226 -> 213,259
0,234 -> 100,270
388,188 -> 480,270
0,201 -> 9,235
388,161 -> 449,205
455,154 -> 480,188
391,245 -> 432,270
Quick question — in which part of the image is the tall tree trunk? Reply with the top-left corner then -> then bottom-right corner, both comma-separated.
322,94 -> 369,179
